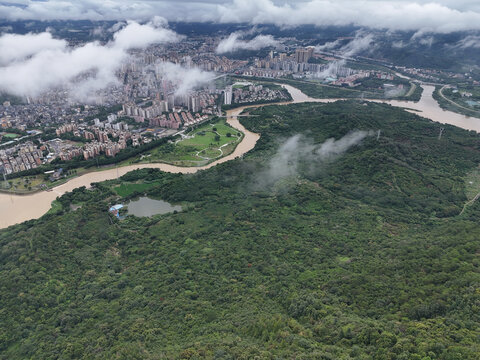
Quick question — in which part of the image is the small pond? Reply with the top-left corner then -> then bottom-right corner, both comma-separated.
126,197 -> 182,217
466,100 -> 480,107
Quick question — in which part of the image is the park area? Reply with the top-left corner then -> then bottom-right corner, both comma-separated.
2,133 -> 19,138
144,119 -> 242,166
0,132 -> 20,143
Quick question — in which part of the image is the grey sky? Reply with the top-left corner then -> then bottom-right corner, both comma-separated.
1,1 -> 480,33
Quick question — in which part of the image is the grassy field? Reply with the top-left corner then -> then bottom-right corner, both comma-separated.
4,175 -> 46,192
3,133 -> 20,138
2,168 -> 85,194
145,119 -> 242,166
181,123 -> 238,147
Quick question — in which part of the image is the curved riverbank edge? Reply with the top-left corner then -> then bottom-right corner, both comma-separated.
0,123 -> 246,197
1,83 -> 479,229
0,104 -> 262,229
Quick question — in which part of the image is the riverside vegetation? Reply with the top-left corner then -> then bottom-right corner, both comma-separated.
432,86 -> 480,119
233,76 -> 423,102
1,101 -> 479,359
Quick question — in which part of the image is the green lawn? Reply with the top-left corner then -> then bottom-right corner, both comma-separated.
198,148 -> 223,158
3,133 -> 20,139
7,175 -> 46,193
145,119 -> 242,165
180,123 -> 238,148
232,84 -> 248,89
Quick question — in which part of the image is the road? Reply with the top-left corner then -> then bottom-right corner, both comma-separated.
438,85 -> 480,116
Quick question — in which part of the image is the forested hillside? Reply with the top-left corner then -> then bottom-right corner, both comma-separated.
1,101 -> 479,359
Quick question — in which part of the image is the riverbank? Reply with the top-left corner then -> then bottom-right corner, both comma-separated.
0,104 -> 260,228
1,117 -> 242,196
1,83 -> 480,229
432,85 -> 480,119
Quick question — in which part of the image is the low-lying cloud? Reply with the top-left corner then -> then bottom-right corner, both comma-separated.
216,32 -> 280,54
3,1 -> 480,34
339,33 -> 375,57
453,35 -> 480,49
315,33 -> 375,56
155,62 -> 216,96
254,131 -> 372,189
0,17 -> 186,101
0,32 -> 67,65
218,0 -> 480,34
315,33 -> 375,79
316,61 -> 347,79
113,18 -> 180,48
315,39 -> 342,53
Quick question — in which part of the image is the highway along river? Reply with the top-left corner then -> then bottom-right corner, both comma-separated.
1,83 -> 479,229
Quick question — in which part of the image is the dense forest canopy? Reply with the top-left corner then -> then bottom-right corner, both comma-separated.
1,101 -> 479,359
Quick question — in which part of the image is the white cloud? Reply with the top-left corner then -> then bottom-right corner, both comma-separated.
155,62 -> 216,96
217,0 -> 480,34
109,21 -> 127,33
315,60 -> 347,79
0,25 -> 13,34
0,32 -> 66,65
254,131 -> 372,188
315,31 -> 375,57
418,36 -> 434,47
454,35 -> 480,49
112,19 -> 183,49
314,33 -> 374,79
2,1 -> 480,33
315,39 -> 342,52
338,32 -> 375,57
0,18 -> 182,100
392,40 -> 406,49
216,32 -> 280,54
0,0 -> 218,22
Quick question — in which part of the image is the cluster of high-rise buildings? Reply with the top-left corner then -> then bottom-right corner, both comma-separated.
225,83 -> 290,105
122,90 -> 219,128
82,140 -> 127,160
252,47 -> 318,74
55,123 -> 77,136
122,100 -> 169,122
0,141 -> 43,175
0,41 -> 343,176
55,119 -> 134,160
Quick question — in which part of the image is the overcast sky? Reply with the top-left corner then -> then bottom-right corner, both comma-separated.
1,1 -> 480,33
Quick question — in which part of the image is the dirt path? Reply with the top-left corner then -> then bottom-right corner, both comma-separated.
460,192 -> 480,215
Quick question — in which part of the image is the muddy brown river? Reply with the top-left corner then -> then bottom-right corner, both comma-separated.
1,84 -> 478,229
